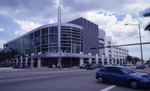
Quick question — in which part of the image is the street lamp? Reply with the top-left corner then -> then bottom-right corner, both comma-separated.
125,23 -> 144,68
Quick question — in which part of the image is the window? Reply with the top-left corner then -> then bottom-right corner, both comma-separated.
49,26 -> 58,34
42,36 -> 48,45
34,30 -> 40,38
107,67 -> 123,74
29,33 -> 33,39
100,68 -> 107,72
109,50 -> 111,53
108,41 -> 111,44
49,35 -> 58,44
41,28 -> 48,35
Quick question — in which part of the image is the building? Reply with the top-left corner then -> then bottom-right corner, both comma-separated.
3,17 -> 128,68
3,23 -> 84,68
104,36 -> 128,65
3,19 -> 104,68
69,17 -> 106,64
69,17 -> 100,55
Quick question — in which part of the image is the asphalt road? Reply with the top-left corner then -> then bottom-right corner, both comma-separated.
0,69 -> 149,91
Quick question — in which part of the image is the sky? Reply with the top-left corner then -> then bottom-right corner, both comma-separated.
0,0 -> 150,60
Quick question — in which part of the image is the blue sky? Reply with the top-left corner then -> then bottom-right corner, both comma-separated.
0,0 -> 150,60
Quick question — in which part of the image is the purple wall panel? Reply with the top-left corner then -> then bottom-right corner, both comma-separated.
69,17 -> 99,55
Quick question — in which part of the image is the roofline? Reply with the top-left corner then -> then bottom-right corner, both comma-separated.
4,23 -> 83,45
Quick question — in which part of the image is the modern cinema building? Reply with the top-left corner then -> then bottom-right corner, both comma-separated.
3,17 -> 128,68
3,23 -> 85,68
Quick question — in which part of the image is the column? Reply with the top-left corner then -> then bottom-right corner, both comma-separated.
12,59 -> 14,67
37,58 -> 41,68
111,59 -> 113,64
31,59 -> 34,68
107,57 -> 109,64
95,54 -> 98,64
20,55 -> 23,68
80,58 -> 84,66
8,59 -> 12,65
79,52 -> 84,66
25,57 -> 28,67
102,54 -> 104,65
88,53 -> 92,63
16,58 -> 19,65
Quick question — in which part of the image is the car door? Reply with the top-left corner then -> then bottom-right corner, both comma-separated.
99,67 -> 112,82
110,67 -> 128,84
102,67 -> 114,82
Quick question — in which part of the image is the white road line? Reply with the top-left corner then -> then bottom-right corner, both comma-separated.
100,85 -> 116,91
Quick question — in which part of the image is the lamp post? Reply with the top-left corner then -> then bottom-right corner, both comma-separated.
57,0 -> 62,69
125,23 -> 144,68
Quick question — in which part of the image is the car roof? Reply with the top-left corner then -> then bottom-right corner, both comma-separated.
103,65 -> 124,68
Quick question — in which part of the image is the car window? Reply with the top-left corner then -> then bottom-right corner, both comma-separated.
120,67 -> 135,74
106,67 -> 124,74
100,68 -> 107,72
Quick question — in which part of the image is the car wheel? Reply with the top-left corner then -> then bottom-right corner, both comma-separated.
97,76 -> 103,83
130,80 -> 139,89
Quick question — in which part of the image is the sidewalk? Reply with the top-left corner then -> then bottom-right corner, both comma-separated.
0,66 -> 81,72
0,67 -> 25,72
25,66 -> 81,71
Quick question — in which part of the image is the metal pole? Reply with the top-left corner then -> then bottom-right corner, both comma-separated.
58,0 -> 61,69
138,24 -> 144,68
125,23 -> 144,68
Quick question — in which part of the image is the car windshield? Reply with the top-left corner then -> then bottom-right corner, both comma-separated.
120,67 -> 135,74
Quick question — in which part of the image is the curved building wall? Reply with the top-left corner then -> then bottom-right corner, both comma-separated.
3,23 -> 83,56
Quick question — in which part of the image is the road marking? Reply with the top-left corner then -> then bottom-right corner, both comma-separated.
100,85 -> 116,91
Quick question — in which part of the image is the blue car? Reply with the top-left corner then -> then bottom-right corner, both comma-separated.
95,66 -> 150,89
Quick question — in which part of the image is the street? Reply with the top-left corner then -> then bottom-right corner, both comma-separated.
0,69 -> 149,91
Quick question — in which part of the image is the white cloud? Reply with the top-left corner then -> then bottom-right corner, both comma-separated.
49,19 -> 57,24
14,20 -> 41,35
82,11 -> 150,59
121,0 -> 150,15
0,28 -> 4,32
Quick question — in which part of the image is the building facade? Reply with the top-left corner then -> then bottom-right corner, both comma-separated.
104,36 -> 128,65
3,18 -> 129,68
4,23 -> 86,68
69,17 -> 100,55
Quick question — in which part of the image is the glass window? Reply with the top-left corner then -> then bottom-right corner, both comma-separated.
72,42 -> 80,53
49,35 -> 58,44
30,33 -> 33,39
100,68 -> 107,72
62,47 -> 71,53
41,28 -> 48,35
34,30 -> 40,38
34,37 -> 40,46
49,26 -> 58,34
120,67 -> 135,74
42,36 -> 48,45
49,47 -> 58,53
42,48 -> 48,52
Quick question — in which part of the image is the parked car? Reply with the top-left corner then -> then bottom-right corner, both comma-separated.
85,63 -> 97,70
79,64 -> 88,69
95,66 -> 150,89
13,64 -> 20,68
97,64 -> 103,68
136,62 -> 146,69
148,63 -> 150,67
